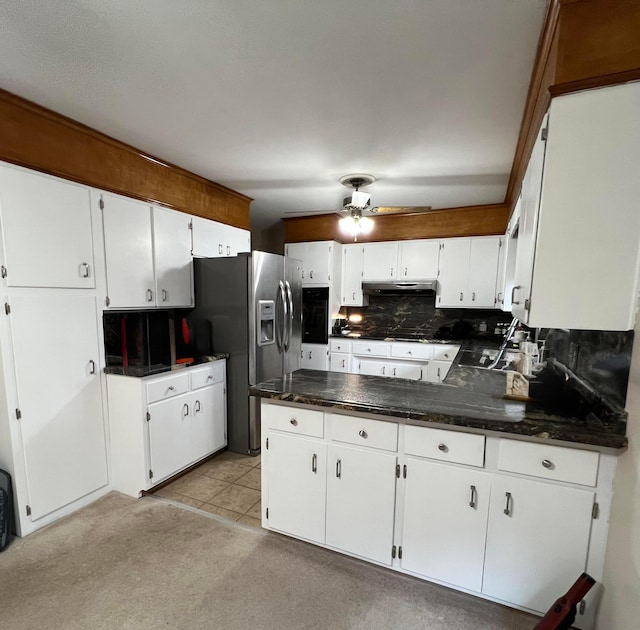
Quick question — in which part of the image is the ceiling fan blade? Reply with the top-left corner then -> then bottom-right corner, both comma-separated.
370,206 -> 433,215
284,209 -> 337,215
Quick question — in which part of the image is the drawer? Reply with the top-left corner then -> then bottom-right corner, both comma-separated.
351,341 -> 391,358
146,372 -> 190,404
390,342 -> 432,360
498,440 -> 599,486
327,413 -> 398,452
329,339 -> 352,353
431,345 -> 460,361
190,361 -> 225,390
404,425 -> 485,467
263,404 -> 324,438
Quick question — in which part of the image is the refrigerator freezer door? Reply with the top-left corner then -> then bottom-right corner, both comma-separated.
284,258 -> 303,374
251,251 -> 286,384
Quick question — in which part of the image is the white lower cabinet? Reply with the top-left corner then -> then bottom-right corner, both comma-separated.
482,476 -> 595,612
266,432 -> 327,544
326,444 -> 397,564
401,458 -> 490,592
300,343 -> 329,370
107,361 -> 227,497
261,400 -> 615,629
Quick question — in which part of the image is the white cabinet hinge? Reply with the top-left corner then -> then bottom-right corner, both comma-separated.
15,409 -> 21,420
1,265 -> 6,278
26,504 -> 31,516
105,296 -> 111,307
99,197 -> 104,210
541,125 -> 548,141
592,502 -> 599,519
188,220 -> 193,230
4,302 -> 10,315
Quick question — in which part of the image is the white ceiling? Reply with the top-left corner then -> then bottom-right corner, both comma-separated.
0,1 -> 547,229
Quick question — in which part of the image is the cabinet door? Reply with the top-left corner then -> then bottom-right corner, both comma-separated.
148,393 -> 193,483
153,207 -> 194,307
401,459 -> 490,592
9,294 -> 108,521
483,476 -> 594,612
226,225 -> 251,256
102,194 -> 155,308
304,242 -> 331,284
267,432 -> 327,543
424,360 -> 452,383
399,240 -> 440,281
191,382 -> 226,462
330,354 -> 351,373
191,216 -> 225,257
389,362 -> 423,380
362,242 -> 399,281
326,444 -> 397,564
0,164 -> 95,288
301,344 -> 329,370
341,244 -> 365,306
436,238 -> 471,307
511,117 -> 547,323
357,359 -> 389,377
467,237 -> 501,308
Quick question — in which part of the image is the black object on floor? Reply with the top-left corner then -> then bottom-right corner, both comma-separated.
0,468 -> 14,552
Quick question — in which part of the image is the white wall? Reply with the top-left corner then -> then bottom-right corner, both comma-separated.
596,318 -> 640,629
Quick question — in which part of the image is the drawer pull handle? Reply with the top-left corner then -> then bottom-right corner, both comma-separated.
407,350 -> 412,355
88,359 -> 96,375
161,289 -> 168,302
469,485 -> 477,509
312,453 -> 317,474
438,443 -> 448,453
504,491 -> 512,516
80,262 -> 90,278
168,385 -> 175,392
336,459 -> 342,479
358,430 -> 368,439
207,375 -> 214,381
146,288 -> 154,302
290,418 -> 298,426
183,403 -> 189,417
541,459 -> 553,469
511,285 -> 521,305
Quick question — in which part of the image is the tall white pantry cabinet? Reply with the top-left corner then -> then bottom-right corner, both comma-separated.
0,162 -> 110,536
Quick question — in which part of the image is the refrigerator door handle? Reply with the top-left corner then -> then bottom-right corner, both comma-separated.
284,281 -> 293,352
277,280 -> 288,352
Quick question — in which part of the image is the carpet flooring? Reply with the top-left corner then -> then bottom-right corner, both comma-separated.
0,492 -> 537,630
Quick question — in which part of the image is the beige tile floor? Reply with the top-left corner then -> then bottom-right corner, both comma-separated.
152,451 -> 262,527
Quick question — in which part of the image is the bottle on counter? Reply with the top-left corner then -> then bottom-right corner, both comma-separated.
479,321 -> 487,333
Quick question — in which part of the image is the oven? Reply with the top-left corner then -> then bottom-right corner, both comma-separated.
302,287 -> 329,344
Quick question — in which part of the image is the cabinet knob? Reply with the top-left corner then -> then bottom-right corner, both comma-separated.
541,459 -> 553,469
290,418 -> 298,426
438,443 -> 448,453
407,350 -> 412,355
358,430 -> 368,439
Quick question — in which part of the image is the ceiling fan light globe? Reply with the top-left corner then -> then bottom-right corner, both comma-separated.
359,216 -> 374,234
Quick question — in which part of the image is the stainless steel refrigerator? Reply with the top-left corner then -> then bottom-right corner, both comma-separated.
191,252 -> 302,455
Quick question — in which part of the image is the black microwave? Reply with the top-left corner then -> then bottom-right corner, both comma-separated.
302,288 -> 329,344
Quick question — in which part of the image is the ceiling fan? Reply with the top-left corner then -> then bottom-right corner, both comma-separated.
284,174 -> 433,240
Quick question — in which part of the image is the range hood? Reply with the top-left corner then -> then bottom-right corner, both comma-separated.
362,281 -> 437,295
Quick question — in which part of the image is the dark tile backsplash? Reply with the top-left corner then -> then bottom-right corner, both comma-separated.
341,294 -> 508,339
542,328 -> 634,408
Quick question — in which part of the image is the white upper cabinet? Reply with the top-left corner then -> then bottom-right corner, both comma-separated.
496,199 -> 520,312
437,236 -> 500,308
513,83 -> 640,330
398,240 -> 440,281
191,215 -> 250,258
0,163 -> 95,288
101,193 -> 193,309
102,193 -> 155,308
361,242 -> 399,281
286,241 -> 338,285
153,206 -> 194,307
341,244 -> 366,306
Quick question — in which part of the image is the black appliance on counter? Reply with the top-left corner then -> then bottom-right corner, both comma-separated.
302,287 -> 329,344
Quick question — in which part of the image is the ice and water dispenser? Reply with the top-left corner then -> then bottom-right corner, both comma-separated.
257,300 -> 276,346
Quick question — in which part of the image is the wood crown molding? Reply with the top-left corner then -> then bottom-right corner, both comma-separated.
284,204 -> 509,244
0,88 -> 252,229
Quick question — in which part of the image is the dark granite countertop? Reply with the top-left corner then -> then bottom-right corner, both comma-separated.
105,354 -> 229,377
250,369 -> 628,451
